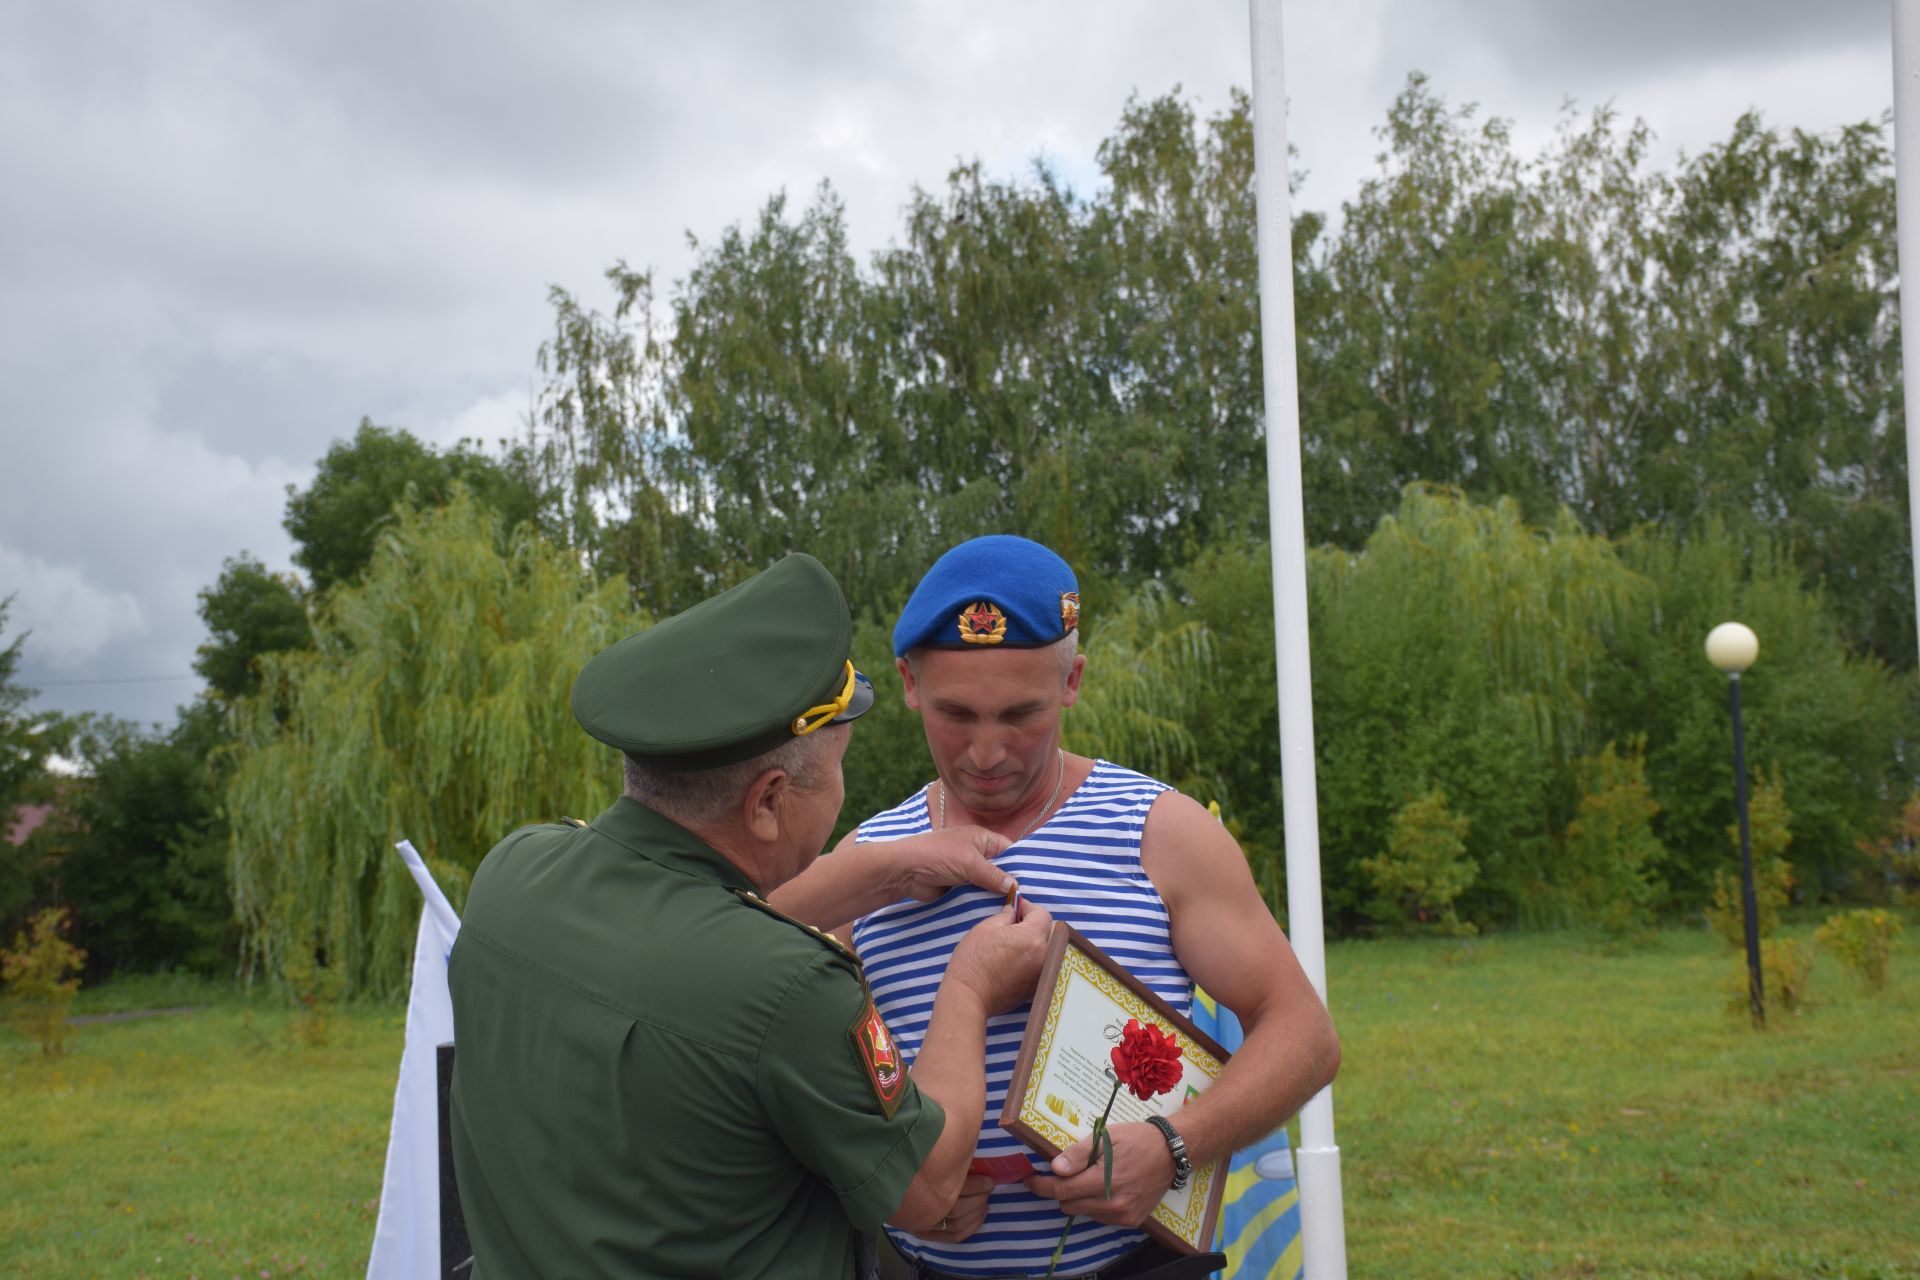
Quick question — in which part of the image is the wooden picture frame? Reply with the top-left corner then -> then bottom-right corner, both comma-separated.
999,923 -> 1231,1255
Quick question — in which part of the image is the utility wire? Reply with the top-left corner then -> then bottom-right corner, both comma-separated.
32,673 -> 199,687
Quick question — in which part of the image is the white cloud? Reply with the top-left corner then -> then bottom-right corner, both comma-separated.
424,387 -> 535,454
0,545 -> 146,670
1609,42 -> 1894,161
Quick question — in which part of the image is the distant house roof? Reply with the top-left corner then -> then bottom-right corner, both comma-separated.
5,802 -> 53,847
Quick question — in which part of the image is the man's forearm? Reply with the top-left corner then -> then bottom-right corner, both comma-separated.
889,980 -> 991,1228
1168,995 -> 1339,1168
767,841 -> 892,928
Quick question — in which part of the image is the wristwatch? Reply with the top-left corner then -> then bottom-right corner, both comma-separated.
1145,1115 -> 1192,1191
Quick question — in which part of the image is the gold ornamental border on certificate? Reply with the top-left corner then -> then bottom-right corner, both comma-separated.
999,923 -> 1231,1255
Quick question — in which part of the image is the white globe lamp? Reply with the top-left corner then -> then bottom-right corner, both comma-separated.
1705,622 -> 1759,675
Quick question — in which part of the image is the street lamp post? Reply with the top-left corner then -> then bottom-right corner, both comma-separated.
1705,622 -> 1764,1028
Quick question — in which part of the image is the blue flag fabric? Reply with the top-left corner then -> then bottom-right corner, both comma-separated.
1191,989 -> 1304,1280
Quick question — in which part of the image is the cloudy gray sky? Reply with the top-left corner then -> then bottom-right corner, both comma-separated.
0,0 -> 1895,727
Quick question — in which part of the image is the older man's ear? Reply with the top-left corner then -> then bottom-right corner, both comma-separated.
740,768 -> 786,843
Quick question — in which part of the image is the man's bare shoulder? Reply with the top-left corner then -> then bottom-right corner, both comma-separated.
1140,789 -> 1226,840
1139,789 -> 1261,914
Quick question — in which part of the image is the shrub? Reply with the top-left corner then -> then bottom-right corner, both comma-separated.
1761,938 -> 1813,1015
1726,937 -> 1812,1022
1563,737 -> 1666,937
1,906 -> 86,1055
1705,857 -> 1795,950
283,952 -> 346,1048
1814,909 -> 1902,990
1361,790 -> 1477,935
1706,771 -> 1794,948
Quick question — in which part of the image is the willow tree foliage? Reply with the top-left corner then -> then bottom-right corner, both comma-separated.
1061,582 -> 1218,796
1313,486 -> 1643,754
1308,486 -> 1644,922
225,494 -> 632,998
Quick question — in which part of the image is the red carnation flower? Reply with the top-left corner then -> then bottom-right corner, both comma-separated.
1109,1018 -> 1184,1101
1042,1017 -> 1189,1276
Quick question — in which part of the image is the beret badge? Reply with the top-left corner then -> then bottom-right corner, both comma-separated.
1060,591 -> 1080,632
957,601 -> 1008,645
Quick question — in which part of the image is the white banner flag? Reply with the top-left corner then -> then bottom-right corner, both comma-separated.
366,840 -> 461,1280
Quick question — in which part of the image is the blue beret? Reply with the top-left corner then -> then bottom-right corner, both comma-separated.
892,535 -> 1081,656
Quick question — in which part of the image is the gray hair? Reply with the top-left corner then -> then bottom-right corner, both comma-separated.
904,629 -> 1079,680
622,725 -> 842,828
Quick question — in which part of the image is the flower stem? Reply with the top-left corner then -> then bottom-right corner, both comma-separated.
1042,1079 -> 1123,1278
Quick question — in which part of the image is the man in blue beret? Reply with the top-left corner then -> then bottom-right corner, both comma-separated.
776,535 -> 1340,1280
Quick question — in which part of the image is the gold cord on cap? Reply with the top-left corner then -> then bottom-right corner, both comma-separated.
791,661 -> 856,737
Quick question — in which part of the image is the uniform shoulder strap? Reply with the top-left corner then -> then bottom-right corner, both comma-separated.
559,816 -> 588,828
732,889 -> 861,966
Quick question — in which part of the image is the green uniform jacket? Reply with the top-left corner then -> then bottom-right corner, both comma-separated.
448,797 -> 944,1279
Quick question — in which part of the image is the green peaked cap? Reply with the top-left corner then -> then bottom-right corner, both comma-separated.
571,552 -> 874,770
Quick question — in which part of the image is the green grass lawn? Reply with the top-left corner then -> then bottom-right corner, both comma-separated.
2,924 -> 1914,1278
1327,925 -> 1917,1278
1,975 -> 400,1278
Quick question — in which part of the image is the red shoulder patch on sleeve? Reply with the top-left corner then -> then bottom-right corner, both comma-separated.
849,995 -> 907,1119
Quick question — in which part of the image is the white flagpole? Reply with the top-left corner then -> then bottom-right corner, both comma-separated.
1247,2 -> 1348,1277
1895,0 -> 1920,670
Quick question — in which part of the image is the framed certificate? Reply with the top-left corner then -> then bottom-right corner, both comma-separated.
999,924 -> 1230,1254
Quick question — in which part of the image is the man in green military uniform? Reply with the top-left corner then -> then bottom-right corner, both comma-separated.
449,552 -> 1053,1278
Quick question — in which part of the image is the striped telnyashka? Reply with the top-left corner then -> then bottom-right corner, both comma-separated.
852,760 -> 1192,1278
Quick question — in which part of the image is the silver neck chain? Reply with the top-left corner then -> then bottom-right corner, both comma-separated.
938,748 -> 1066,844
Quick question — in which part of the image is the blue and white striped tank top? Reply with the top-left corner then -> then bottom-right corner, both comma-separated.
852,760 -> 1192,1277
